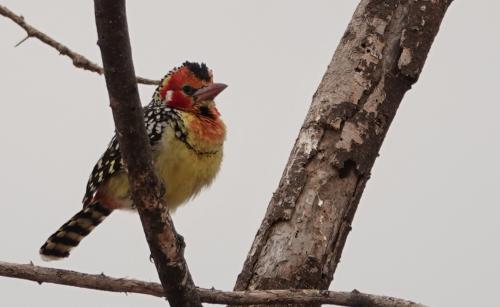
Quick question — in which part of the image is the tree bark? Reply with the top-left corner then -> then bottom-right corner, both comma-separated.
0,261 -> 425,307
0,4 -> 158,85
93,1 -> 201,306
234,0 -> 453,302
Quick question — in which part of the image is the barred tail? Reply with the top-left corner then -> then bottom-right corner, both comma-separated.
39,203 -> 112,261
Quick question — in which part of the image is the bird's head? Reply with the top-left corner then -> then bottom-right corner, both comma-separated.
153,62 -> 227,119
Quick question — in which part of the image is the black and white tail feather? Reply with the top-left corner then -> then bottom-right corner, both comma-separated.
39,203 -> 112,260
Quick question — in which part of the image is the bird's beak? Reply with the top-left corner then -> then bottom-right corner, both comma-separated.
193,83 -> 227,102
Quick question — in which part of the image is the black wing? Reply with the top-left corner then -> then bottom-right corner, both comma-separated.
81,103 -> 186,206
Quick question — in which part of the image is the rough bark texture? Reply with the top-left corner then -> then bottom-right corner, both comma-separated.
93,1 -> 201,307
0,261 -> 426,307
234,0 -> 453,301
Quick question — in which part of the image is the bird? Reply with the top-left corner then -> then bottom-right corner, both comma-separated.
39,62 -> 227,260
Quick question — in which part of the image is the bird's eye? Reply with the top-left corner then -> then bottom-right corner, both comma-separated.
182,85 -> 196,96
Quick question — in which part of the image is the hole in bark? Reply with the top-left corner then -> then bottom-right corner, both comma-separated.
354,67 -> 362,72
338,159 -> 357,179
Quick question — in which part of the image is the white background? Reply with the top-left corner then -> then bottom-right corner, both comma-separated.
0,1 -> 499,306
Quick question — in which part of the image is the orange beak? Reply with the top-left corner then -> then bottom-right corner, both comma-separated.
193,83 -> 227,102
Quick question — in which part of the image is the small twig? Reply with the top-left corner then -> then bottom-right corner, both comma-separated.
0,4 -> 159,85
14,35 -> 29,47
0,261 -> 426,307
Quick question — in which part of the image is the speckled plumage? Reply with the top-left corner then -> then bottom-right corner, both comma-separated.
81,102 -> 190,207
40,62 -> 226,260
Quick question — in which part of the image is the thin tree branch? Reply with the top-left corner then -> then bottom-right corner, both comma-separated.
93,1 -> 201,307
0,261 -> 426,307
0,4 -> 159,85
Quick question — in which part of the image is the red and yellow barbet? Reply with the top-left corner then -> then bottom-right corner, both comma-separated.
40,62 -> 227,260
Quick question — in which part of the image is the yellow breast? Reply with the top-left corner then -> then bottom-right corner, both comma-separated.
103,112 -> 225,211
154,124 -> 223,210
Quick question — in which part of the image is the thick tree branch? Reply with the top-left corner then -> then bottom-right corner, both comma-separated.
0,261 -> 425,307
93,1 -> 200,307
0,4 -> 159,85
234,0 -> 453,299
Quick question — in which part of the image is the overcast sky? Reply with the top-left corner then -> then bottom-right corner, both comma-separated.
1,1 -> 499,306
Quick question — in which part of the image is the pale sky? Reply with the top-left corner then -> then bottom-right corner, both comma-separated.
1,1 -> 499,307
